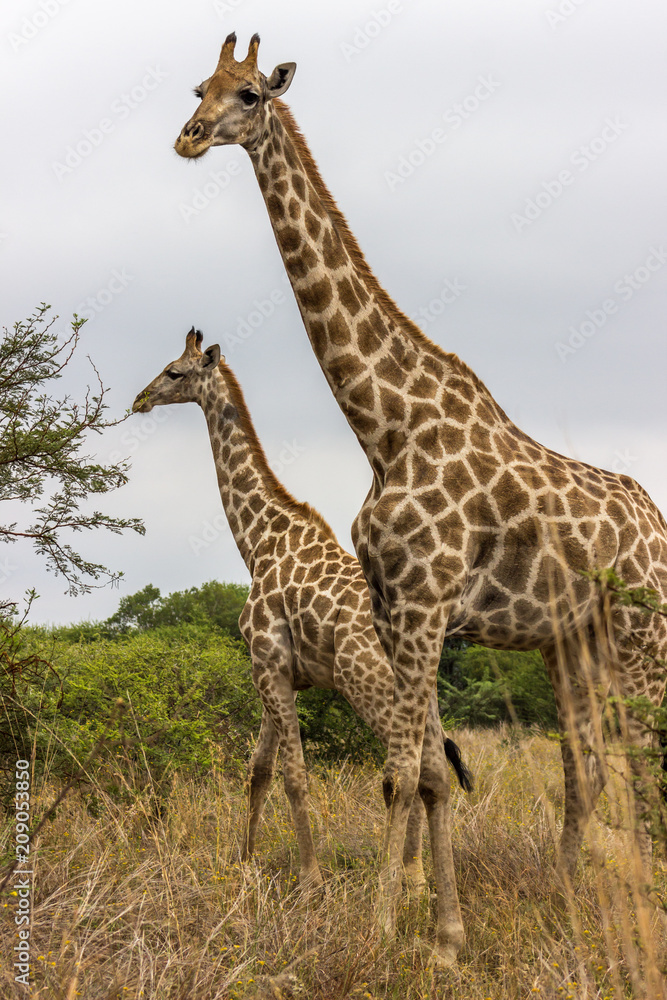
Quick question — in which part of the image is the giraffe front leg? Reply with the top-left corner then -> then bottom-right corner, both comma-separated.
253,662 -> 324,890
379,758 -> 420,941
379,615 -> 445,946
352,495 -> 395,663
541,644 -> 608,882
624,715 -> 667,959
242,709 -> 280,861
558,738 -> 606,881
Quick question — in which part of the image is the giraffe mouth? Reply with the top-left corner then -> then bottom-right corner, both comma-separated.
174,129 -> 212,159
132,394 -> 153,414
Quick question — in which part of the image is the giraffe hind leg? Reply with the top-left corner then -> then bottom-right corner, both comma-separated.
251,649 -> 324,890
402,794 -> 427,892
242,709 -> 280,861
416,692 -> 465,965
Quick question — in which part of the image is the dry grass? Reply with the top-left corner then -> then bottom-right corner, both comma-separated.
2,727 -> 666,999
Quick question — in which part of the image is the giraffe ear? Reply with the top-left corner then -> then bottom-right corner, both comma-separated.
266,62 -> 296,98
202,344 -> 221,368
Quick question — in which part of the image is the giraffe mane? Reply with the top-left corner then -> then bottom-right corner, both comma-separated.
273,101 -> 501,402
218,358 -> 338,542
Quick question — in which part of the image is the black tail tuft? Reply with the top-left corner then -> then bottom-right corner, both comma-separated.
444,736 -> 474,793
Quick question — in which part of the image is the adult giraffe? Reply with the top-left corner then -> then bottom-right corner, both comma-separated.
174,33 -> 667,962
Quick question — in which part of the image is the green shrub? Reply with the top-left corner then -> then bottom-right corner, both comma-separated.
3,584 -> 559,812
9,619 -> 386,806
297,688 -> 385,764
102,581 -> 250,643
16,624 -> 259,796
437,645 -> 558,729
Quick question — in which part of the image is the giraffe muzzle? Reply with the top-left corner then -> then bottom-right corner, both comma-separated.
174,120 -> 210,159
132,393 -> 153,414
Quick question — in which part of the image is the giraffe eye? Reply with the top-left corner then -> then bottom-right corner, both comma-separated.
193,86 -> 204,100
240,89 -> 259,107
166,369 -> 184,381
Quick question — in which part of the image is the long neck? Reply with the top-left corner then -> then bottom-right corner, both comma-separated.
197,365 -> 334,572
247,102 -> 448,472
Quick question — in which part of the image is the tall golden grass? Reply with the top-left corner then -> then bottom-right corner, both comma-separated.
2,725 -> 666,999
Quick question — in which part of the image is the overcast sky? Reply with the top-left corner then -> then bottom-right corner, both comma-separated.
2,0 -> 666,625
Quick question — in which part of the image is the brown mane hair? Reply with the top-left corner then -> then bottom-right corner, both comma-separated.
275,100 -> 446,355
218,357 -> 338,542
273,100 -> 495,399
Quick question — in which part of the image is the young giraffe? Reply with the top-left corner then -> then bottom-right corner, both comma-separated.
132,328 -> 471,901
174,35 -> 667,961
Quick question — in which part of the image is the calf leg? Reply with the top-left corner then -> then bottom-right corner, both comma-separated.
254,665 -> 323,888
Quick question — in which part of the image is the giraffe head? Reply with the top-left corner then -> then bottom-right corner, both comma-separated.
174,32 -> 296,158
132,328 -> 222,412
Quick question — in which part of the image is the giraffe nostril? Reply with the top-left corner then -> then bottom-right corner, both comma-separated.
185,121 -> 204,140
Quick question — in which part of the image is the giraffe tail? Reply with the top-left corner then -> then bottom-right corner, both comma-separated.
443,736 -> 474,793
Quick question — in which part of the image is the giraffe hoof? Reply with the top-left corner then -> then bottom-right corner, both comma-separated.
422,922 -> 464,968
298,868 -> 325,894
427,936 -> 463,968
403,860 -> 428,894
428,948 -> 458,969
377,908 -> 397,940
403,874 -> 428,898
